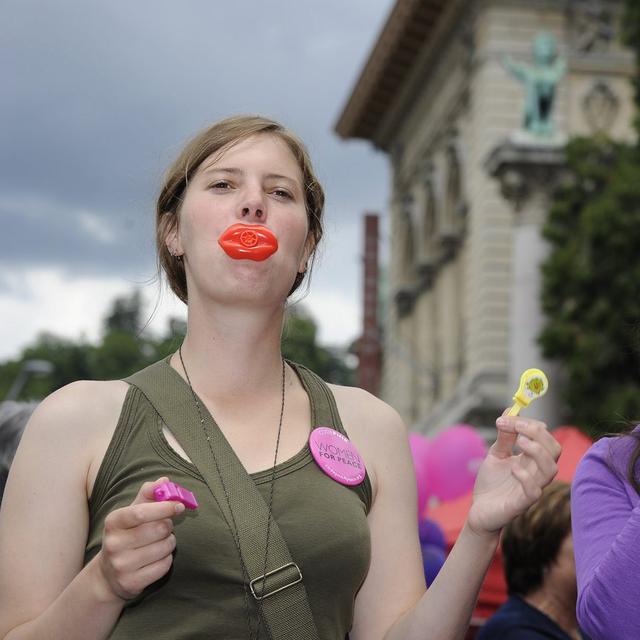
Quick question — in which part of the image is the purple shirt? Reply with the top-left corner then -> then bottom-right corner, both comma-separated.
571,431 -> 640,639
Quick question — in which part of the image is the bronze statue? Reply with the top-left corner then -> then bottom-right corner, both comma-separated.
503,33 -> 566,137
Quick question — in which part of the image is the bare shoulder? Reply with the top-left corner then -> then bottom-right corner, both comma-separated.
4,379 -> 130,510
4,377 -> 129,504
328,384 -> 409,499
26,379 -> 129,442
328,383 -> 407,442
16,379 -> 130,487
0,379 -> 130,634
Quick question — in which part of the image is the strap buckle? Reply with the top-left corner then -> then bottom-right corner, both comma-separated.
249,562 -> 303,600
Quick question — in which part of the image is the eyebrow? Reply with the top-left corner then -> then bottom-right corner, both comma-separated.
202,166 -> 242,176
202,166 -> 300,187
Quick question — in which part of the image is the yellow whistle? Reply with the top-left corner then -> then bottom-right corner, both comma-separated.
507,368 -> 549,416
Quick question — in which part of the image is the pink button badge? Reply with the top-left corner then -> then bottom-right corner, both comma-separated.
309,427 -> 366,486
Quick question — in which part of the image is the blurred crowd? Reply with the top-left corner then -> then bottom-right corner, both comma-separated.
0,401 -> 36,499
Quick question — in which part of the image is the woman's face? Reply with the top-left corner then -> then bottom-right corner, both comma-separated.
170,134 -> 311,306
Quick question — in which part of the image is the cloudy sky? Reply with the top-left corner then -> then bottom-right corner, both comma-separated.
1,0 -> 394,361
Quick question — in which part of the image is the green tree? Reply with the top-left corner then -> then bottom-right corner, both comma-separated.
0,291 -> 179,400
0,293 -> 354,399
8,333 -> 95,399
540,3 -> 640,434
622,0 -> 640,135
90,331 -> 150,380
104,289 -> 144,335
540,139 -> 640,434
93,290 -> 158,378
281,307 -> 355,385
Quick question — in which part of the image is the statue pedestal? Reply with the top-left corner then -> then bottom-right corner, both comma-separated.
508,129 -> 567,148
485,134 -> 566,427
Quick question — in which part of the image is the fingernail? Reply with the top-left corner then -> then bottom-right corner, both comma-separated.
175,503 -> 185,514
496,417 -> 508,427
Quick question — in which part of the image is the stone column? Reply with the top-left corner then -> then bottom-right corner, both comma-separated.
485,133 -> 566,427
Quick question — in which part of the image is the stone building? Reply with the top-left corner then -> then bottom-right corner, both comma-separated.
336,0 -> 636,433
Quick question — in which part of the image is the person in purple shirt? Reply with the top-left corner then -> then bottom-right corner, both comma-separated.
571,426 -> 640,639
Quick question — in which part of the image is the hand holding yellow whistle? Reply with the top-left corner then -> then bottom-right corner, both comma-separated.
507,368 -> 549,416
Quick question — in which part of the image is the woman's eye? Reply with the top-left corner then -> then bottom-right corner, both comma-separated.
211,181 -> 231,190
273,189 -> 292,200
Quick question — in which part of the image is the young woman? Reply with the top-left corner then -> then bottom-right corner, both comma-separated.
572,427 -> 640,639
0,116 -> 561,640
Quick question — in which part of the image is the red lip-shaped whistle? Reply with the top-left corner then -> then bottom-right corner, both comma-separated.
218,223 -> 278,261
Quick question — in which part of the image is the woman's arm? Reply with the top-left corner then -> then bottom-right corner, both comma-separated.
0,381 -> 181,639
344,390 -> 560,640
0,381 -> 124,638
571,438 -> 640,640
384,524 -> 499,640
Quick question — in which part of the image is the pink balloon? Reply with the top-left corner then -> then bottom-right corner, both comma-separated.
409,433 -> 431,514
426,424 -> 487,502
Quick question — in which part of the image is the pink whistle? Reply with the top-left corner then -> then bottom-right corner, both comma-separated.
153,481 -> 198,510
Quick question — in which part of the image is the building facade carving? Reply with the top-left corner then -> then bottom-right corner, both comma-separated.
569,0 -> 616,53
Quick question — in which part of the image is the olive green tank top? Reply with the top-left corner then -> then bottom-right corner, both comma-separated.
84,359 -> 372,640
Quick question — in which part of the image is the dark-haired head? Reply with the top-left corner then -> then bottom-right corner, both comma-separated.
502,481 -> 573,597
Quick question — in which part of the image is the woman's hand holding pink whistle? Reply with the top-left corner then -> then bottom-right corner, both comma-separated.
95,477 -> 184,602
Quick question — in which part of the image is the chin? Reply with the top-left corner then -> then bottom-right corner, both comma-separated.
209,277 -> 291,308
232,260 -> 298,296
190,259 -> 296,307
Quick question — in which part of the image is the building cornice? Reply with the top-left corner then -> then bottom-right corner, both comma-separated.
335,0 -> 631,150
334,0 -> 447,144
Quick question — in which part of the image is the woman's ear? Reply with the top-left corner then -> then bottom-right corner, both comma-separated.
298,233 -> 315,273
161,213 -> 183,256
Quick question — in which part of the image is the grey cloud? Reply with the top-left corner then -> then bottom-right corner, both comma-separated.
1,0 -> 392,279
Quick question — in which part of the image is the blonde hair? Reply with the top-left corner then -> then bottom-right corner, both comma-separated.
156,115 -> 325,303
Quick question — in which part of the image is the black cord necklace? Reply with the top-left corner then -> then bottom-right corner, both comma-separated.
178,345 -> 286,640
